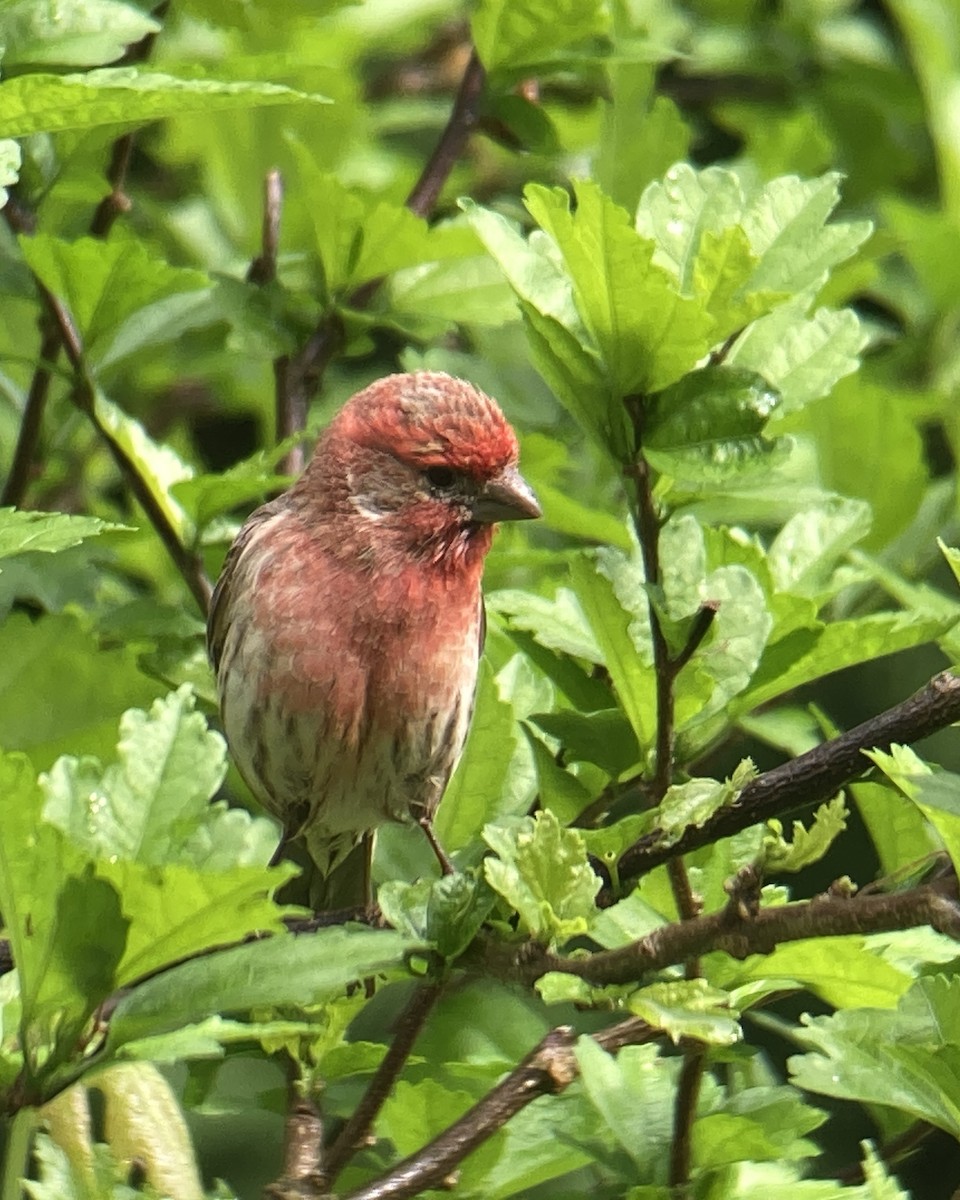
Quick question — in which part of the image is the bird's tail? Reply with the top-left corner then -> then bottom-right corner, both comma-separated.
275,834 -> 372,913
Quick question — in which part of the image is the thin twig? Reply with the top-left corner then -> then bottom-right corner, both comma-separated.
248,168 -> 284,287
243,170 -> 304,476
0,325 -> 61,506
264,1093 -> 325,1200
39,285 -> 212,614
618,669 -> 960,883
88,133 -> 135,237
405,49 -> 485,218
825,1120 -> 930,1184
672,601 -> 719,674
470,867 -> 960,990
342,1017 -> 660,1200
275,47 -> 488,466
319,983 -> 443,1189
626,404 -> 717,1185
669,1048 -> 706,1189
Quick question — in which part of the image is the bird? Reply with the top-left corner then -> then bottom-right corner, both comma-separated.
207,371 -> 540,905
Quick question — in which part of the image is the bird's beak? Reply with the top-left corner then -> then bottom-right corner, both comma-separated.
470,466 -> 541,524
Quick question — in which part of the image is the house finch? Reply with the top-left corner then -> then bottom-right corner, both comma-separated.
208,371 -> 539,899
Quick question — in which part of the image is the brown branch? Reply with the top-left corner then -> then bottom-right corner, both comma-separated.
342,1017 -> 660,1200
318,983 -> 442,1189
670,1048 -> 706,1188
405,49 -> 485,219
626,407 -> 716,1184
275,47 -> 488,467
0,325 -> 62,506
618,669 -> 960,883
38,286 -> 213,614
825,1120 -> 930,1185
248,168 -> 283,287
265,1094 -> 325,1200
472,867 -> 960,990
88,134 -> 135,238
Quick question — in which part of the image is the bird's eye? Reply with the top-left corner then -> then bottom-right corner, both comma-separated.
425,465 -> 458,491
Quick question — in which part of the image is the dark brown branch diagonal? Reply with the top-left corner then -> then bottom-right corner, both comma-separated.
619,669 -> 960,885
342,1018 -> 660,1200
472,866 -> 960,990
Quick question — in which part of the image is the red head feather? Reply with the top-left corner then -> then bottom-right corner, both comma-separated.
328,371 -> 519,478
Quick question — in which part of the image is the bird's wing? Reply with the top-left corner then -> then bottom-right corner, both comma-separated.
207,499 -> 284,674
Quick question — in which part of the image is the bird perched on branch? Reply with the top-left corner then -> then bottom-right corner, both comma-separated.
207,371 -> 539,904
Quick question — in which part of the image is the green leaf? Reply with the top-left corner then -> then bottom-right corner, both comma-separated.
0,508 -> 130,562
90,387 -> 194,545
655,516 -> 773,726
598,75 -> 691,210
471,0 -> 609,72
19,235 -> 211,368
97,858 -> 296,987
865,746 -> 960,876
646,367 -> 788,485
488,586 -> 602,663
723,936 -> 911,1010
378,1077 -> 476,1157
788,975 -> 960,1137
692,1087 -> 825,1170
461,199 -> 626,457
523,730 -> 593,825
762,796 -> 848,873
0,973 -> 23,1091
787,378 -> 928,551
852,780 -> 936,878
728,299 -> 866,415
860,1142 -> 911,1200
655,774 -> 746,850
389,254 -> 518,328
99,1063 -> 205,1200
569,552 -> 655,747
734,610 -> 955,716
647,367 -> 780,453
636,164 -> 783,335
0,1 -> 159,68
627,979 -> 741,1046
637,165 -> 751,292
0,68 -> 330,138
939,539 -> 960,592
105,927 -> 415,1052
575,1038 -> 677,1174
434,659 -> 520,852
890,0 -> 960,222
379,872 -> 494,961
535,972 -> 622,1007
0,611 -> 162,770
0,137 -> 21,208
524,179 -> 715,396
532,478 -> 633,549
288,149 -> 440,295
171,463 -> 291,534
41,686 -> 228,865
531,707 -> 640,777
766,497 -> 872,600
483,810 -> 600,941
0,752 -> 127,1073
739,173 -> 872,295
635,166 -> 870,331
